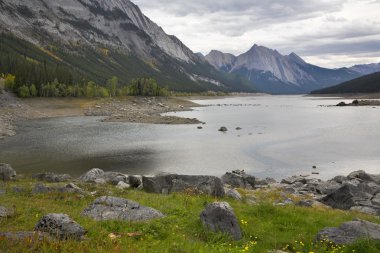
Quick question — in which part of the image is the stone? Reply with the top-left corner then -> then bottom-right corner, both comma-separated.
336,102 -> 347,106
224,188 -> 242,200
200,202 -> 242,240
32,173 -> 72,183
347,170 -> 378,183
64,183 -> 86,194
316,219 -> 380,245
350,206 -> 379,216
82,196 -> 164,221
372,193 -> 380,206
143,174 -> 225,197
128,175 -> 142,188
331,175 -> 347,184
222,170 -> 255,189
116,181 -> 130,190
316,180 -> 342,195
34,213 -> 86,240
0,163 -> 16,181
79,168 -> 105,183
320,184 -> 376,212
218,126 -> 228,132
281,176 -> 307,185
78,169 -> 128,185
32,183 -> 53,194
0,206 -> 14,218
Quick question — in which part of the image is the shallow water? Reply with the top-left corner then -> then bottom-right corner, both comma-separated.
1,96 -> 379,179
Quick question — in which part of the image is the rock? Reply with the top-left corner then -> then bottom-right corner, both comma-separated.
296,200 -> 316,207
79,168 -> 104,182
32,183 -> 53,194
222,170 -> 255,189
218,126 -> 228,132
281,176 -> 307,185
82,196 -> 164,221
350,206 -> 379,216
316,219 -> 380,245
0,206 -> 14,218
79,169 -> 128,185
116,181 -> 130,190
347,170 -> 378,183
320,183 -> 379,215
12,186 -> 25,193
200,202 -> 242,240
316,180 -> 342,195
128,175 -> 142,188
236,127 -> 242,130
331,175 -> 347,184
372,193 -> 380,206
35,213 -> 86,240
224,188 -> 242,200
197,126 -> 203,129
336,102 -> 347,106
0,163 -> 16,181
64,183 -> 86,194
32,173 -> 72,183
142,174 -> 225,197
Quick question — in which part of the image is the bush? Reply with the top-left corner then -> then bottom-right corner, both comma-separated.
18,85 -> 30,98
4,74 -> 15,91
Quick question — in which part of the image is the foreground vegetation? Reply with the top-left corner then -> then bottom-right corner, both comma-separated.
0,179 -> 379,253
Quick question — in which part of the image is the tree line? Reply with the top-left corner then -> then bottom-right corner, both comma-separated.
2,73 -> 169,98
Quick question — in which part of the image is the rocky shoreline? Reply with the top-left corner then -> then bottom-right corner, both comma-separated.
1,163 -> 379,247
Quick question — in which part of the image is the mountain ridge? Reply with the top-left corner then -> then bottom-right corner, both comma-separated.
0,0 -> 253,92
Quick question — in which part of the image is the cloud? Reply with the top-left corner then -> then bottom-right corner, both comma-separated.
132,0 -> 380,67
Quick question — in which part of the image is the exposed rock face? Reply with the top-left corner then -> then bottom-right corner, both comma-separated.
205,45 -> 361,94
79,169 -> 128,185
0,163 -> 16,181
200,202 -> 242,240
34,213 -> 86,240
32,173 -> 72,183
316,219 -> 380,245
82,196 -> 164,221
222,170 -> 255,189
142,174 -> 225,197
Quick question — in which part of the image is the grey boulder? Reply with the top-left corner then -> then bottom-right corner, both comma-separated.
34,213 -> 86,240
32,173 -> 72,183
0,206 -> 14,218
143,174 -> 225,197
0,163 -> 16,181
222,170 -> 255,189
82,196 -> 164,221
316,180 -> 342,195
225,188 -> 242,200
316,219 -> 380,245
200,202 -> 242,240
281,176 -> 306,185
79,169 -> 128,185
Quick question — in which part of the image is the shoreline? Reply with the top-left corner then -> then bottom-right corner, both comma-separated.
308,92 -> 380,99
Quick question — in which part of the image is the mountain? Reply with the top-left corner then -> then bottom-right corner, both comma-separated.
311,71 -> 380,94
0,0 -> 252,92
205,45 -> 361,94
349,63 -> 380,75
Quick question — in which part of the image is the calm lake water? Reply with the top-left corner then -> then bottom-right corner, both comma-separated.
1,96 -> 379,179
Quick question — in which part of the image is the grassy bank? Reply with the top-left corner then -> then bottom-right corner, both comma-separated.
0,179 -> 379,253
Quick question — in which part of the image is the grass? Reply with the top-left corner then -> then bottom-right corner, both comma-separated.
0,179 -> 379,253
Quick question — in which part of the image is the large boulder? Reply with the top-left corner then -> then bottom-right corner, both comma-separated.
320,183 -> 380,215
281,176 -> 307,185
82,196 -> 164,221
0,163 -> 16,181
224,188 -> 242,200
143,174 -> 225,197
316,219 -> 380,245
316,180 -> 342,195
32,173 -> 72,183
200,202 -> 242,240
78,169 -> 128,185
34,213 -> 86,240
347,170 -> 379,183
221,170 -> 255,189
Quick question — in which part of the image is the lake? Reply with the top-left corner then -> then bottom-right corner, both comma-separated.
1,95 -> 379,180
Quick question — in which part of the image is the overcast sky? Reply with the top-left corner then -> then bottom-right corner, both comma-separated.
133,0 -> 380,68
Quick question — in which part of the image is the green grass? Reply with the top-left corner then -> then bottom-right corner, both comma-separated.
0,179 -> 379,253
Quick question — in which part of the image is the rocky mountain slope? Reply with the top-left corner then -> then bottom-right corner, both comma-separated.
0,0 -> 251,92
205,45 -> 365,94
349,63 -> 380,75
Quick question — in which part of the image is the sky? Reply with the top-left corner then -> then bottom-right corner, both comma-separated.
133,0 -> 380,68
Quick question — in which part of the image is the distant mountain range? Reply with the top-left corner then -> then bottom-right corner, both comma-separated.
0,0 -> 251,92
311,71 -> 380,94
204,45 -> 380,94
0,0 -> 378,94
